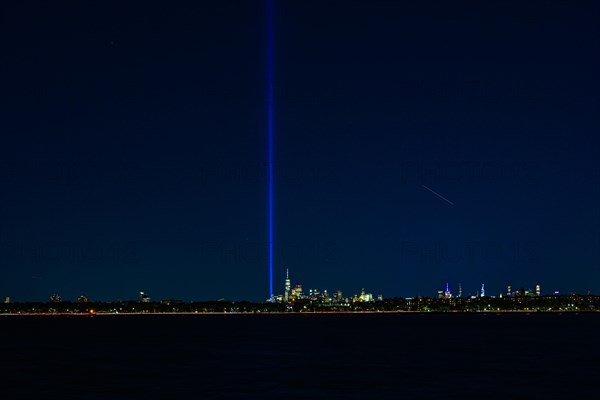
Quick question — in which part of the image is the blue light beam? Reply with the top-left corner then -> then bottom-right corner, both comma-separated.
267,0 -> 274,301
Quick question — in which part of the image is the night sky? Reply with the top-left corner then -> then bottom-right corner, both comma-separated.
1,1 -> 598,302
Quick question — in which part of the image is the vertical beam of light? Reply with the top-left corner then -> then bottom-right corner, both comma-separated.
267,0 -> 274,301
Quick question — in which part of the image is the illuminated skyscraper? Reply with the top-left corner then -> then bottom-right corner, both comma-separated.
291,284 -> 303,300
284,268 -> 291,302
139,291 -> 151,303
480,284 -> 485,297
535,283 -> 541,296
458,283 -> 463,298
507,285 -> 512,297
335,290 -> 343,302
444,282 -> 452,298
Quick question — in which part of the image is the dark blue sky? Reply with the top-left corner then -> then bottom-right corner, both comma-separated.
1,1 -> 598,301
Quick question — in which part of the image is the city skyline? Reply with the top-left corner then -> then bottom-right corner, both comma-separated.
0,264 -> 583,304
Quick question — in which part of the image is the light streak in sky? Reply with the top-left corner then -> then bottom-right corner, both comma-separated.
267,0 -> 274,300
422,185 -> 455,206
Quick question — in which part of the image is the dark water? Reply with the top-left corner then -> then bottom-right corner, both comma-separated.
1,313 -> 598,399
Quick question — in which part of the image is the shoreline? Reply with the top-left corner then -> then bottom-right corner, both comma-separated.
1,310 -> 598,316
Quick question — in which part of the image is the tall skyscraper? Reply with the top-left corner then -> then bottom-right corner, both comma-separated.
507,285 -> 512,297
535,283 -> 541,296
444,282 -> 452,298
458,283 -> 463,298
284,268 -> 291,302
480,284 -> 485,297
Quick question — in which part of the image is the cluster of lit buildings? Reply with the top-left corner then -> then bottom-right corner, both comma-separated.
42,290 -> 183,306
47,293 -> 91,303
437,282 -> 543,299
0,278 -> 568,307
269,268 -> 382,304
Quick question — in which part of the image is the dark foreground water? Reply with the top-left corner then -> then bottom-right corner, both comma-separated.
1,313 -> 598,399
